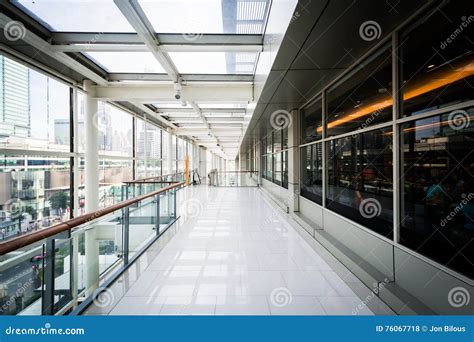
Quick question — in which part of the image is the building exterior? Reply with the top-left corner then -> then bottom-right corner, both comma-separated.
0,56 -> 30,139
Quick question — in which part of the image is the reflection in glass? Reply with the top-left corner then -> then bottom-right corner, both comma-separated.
326,127 -> 393,237
400,110 -> 474,278
301,98 -> 323,144
326,48 -> 392,137
301,143 -> 323,205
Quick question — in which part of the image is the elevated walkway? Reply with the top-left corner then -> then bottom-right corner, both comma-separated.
85,185 -> 393,315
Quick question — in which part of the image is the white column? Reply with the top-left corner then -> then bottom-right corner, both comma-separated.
167,128 -> 173,174
199,147 -> 207,183
288,109 -> 300,213
83,79 -> 99,296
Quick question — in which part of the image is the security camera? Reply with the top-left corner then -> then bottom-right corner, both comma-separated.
174,83 -> 182,100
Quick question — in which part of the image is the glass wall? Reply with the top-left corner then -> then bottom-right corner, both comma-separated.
0,54 -> 190,238
326,128 -> 393,237
295,1 -> 473,279
301,143 -> 323,205
398,4 -> 474,278
261,127 -> 288,189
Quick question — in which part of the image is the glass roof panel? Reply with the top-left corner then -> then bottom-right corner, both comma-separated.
169,52 -> 257,74
138,0 -> 270,34
152,102 -> 193,109
14,0 -> 135,32
198,103 -> 248,109
84,52 -> 166,73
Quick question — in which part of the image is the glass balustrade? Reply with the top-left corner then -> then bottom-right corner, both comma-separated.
0,183 -> 181,316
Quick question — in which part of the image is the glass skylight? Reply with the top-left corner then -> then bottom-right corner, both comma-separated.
138,0 -> 270,34
14,0 -> 135,32
84,52 -> 166,73
169,52 -> 257,74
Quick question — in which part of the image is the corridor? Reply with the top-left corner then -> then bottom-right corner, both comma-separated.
85,186 -> 392,315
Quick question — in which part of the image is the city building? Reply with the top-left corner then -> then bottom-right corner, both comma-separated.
0,55 -> 29,138
0,0 -> 472,321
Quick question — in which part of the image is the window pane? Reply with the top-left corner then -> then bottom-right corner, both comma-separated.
97,103 -> 133,157
301,143 -> 323,205
99,159 -> 132,208
401,2 -> 474,118
15,0 -> 135,32
400,110 -> 474,278
85,52 -> 166,73
326,48 -> 392,137
326,127 -> 393,237
302,98 -> 323,144
138,0 -> 270,34
282,150 -> 288,189
0,56 -> 70,152
273,131 -> 282,153
273,153 -> 281,184
0,155 -> 70,240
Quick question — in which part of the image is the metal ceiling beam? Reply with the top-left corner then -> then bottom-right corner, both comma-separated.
108,73 -> 254,83
114,0 -> 179,82
51,33 -> 263,45
152,108 -> 246,114
52,44 -> 262,53
0,13 -> 107,86
94,84 -> 253,102
131,102 -> 178,130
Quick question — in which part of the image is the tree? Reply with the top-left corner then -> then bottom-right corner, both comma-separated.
49,192 -> 69,211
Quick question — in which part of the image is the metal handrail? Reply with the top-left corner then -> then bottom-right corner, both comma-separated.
123,171 -> 186,184
0,182 -> 184,255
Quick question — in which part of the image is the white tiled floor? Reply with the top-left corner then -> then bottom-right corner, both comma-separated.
86,185 -> 392,315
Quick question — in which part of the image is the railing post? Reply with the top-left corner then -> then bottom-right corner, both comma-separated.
42,238 -> 55,315
123,207 -> 130,265
173,189 -> 177,219
42,230 -> 70,315
155,195 -> 160,235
